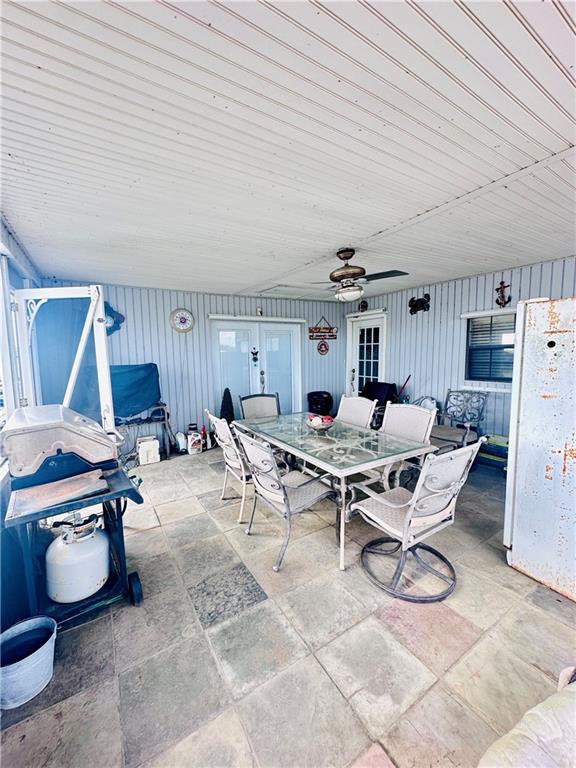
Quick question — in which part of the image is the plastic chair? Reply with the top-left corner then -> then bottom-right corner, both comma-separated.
239,393 -> 281,419
234,427 -> 336,571
205,410 -> 251,523
335,395 -> 377,429
350,438 -> 486,602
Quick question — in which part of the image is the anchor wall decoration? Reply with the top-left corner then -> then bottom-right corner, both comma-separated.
495,281 -> 511,307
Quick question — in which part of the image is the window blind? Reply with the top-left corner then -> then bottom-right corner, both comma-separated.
466,313 -> 515,382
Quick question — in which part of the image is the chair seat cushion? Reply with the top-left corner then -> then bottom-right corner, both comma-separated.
283,471 -> 333,513
352,487 -> 413,538
431,425 -> 477,444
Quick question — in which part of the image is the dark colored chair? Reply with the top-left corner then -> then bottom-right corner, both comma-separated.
307,391 -> 334,416
360,381 -> 398,429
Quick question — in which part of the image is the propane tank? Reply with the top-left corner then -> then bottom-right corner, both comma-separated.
46,514 -> 109,603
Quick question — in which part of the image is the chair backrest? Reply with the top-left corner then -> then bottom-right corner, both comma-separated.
335,395 -> 377,429
443,390 -> 488,426
380,403 -> 437,444
408,439 -> 485,526
233,427 -> 287,509
205,410 -> 244,472
239,393 -> 281,419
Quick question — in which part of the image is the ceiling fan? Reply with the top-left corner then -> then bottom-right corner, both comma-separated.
314,248 -> 409,302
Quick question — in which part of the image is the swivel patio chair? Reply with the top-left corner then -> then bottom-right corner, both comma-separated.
234,427 -> 336,572
335,395 -> 377,430
350,438 -> 485,602
238,393 -> 281,419
205,410 -> 251,524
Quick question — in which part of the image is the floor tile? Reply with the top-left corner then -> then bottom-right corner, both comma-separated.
385,684 -> 498,768
526,583 -> 576,628
376,594 -> 481,676
180,468 -> 223,496
119,636 -> 227,768
174,533 -> 241,588
155,496 -> 206,525
244,528 -> 361,597
207,601 -> 307,698
288,510 -> 330,539
124,528 -> 169,561
144,477 -> 196,507
1,680 -> 122,768
457,534 -> 537,597
208,501 -> 265,532
276,573 -> 369,651
189,562 -> 268,628
112,585 -> 202,673
444,635 -> 556,734
197,488 -> 246,514
163,512 -> 220,549
123,505 -> 160,536
126,551 -> 183,598
316,616 -> 435,738
237,655 -> 370,768
1,615 -> 115,729
350,743 -> 396,768
458,494 -> 505,524
225,520 -> 285,559
488,604 -> 576,681
146,708 -> 255,768
335,564 -> 396,612
420,564 -> 518,630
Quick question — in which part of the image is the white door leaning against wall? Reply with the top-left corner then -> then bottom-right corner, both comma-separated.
345,312 -> 386,395
211,320 -> 302,419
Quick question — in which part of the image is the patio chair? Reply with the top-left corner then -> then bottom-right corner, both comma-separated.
239,393 -> 280,419
417,389 -> 488,451
350,438 -> 486,602
335,395 -> 377,429
365,403 -> 437,490
205,410 -> 251,524
233,428 -> 336,572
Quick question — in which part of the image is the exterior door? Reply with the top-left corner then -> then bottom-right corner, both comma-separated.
212,321 -> 301,418
346,314 -> 386,395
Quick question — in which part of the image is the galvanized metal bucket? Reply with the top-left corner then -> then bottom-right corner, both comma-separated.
0,616 -> 57,709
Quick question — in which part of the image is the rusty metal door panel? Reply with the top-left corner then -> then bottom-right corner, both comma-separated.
505,297 -> 575,599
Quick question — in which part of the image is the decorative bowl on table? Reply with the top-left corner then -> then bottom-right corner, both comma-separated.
306,414 -> 335,433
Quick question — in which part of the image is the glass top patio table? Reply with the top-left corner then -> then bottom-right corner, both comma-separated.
236,412 -> 433,478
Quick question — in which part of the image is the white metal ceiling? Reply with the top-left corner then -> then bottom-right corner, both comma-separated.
1,0 -> 574,297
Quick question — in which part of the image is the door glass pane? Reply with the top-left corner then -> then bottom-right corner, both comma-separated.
263,329 -> 293,414
218,329 -> 252,419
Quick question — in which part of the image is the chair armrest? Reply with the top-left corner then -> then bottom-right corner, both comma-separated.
350,482 -> 412,509
289,472 -> 333,489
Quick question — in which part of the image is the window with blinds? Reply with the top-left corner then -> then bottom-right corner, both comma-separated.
466,313 -> 515,382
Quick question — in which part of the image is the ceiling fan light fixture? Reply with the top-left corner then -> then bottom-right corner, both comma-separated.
335,282 -> 364,302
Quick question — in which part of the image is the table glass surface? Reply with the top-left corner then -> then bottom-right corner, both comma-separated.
237,412 -> 430,474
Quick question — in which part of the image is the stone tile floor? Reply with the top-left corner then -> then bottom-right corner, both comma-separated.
2,451 -> 575,768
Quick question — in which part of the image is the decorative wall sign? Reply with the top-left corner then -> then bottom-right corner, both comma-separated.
170,307 -> 194,333
309,315 -> 338,340
495,281 -> 511,307
408,293 -> 431,315
104,302 -> 125,336
317,340 -> 329,356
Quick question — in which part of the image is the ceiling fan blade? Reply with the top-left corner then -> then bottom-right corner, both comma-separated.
309,281 -> 334,285
363,270 -> 409,282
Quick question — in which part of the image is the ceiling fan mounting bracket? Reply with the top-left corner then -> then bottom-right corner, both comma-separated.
336,248 -> 355,261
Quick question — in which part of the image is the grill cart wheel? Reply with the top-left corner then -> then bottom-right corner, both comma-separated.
128,572 -> 143,606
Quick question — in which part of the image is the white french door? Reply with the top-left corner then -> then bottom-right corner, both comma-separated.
345,313 -> 386,395
212,320 -> 302,418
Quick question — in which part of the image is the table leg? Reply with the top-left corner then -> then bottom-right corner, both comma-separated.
339,477 -> 346,571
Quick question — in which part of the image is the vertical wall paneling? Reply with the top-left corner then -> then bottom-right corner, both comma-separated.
44,256 -> 573,439
364,256 -> 574,436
